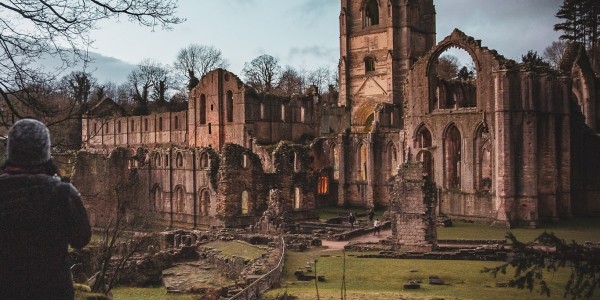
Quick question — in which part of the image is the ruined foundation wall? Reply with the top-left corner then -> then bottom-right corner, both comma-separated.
391,162 -> 437,252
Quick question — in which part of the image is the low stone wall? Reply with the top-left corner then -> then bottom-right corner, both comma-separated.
229,236 -> 286,300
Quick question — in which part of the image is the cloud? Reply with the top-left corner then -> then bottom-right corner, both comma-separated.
436,0 -> 563,60
287,45 -> 338,70
36,51 -> 136,84
290,0 -> 339,26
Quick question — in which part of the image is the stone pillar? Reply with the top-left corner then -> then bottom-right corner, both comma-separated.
391,162 -> 437,252
366,132 -> 375,208
492,70 -> 515,227
519,73 -> 539,227
337,131 -> 348,206
558,78 -> 572,218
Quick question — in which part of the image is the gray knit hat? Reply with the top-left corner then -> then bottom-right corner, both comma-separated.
6,119 -> 52,166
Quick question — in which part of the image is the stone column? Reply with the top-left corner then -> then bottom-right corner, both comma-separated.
558,77 -> 572,218
366,131 -> 375,208
337,132 -> 348,206
492,70 -> 515,227
519,73 -> 539,227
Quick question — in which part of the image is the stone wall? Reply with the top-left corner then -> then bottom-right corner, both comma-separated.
391,162 -> 437,252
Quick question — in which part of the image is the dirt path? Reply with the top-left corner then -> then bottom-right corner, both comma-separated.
321,229 -> 392,250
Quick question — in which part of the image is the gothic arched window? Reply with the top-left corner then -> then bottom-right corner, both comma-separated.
364,0 -> 379,27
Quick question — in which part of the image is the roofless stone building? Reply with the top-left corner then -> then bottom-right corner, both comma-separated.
73,0 -> 600,229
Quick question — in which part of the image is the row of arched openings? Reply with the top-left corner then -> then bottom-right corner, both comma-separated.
414,123 -> 491,191
150,185 -> 211,216
151,151 -> 211,169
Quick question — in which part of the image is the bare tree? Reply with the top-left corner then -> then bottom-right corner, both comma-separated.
127,59 -> 173,114
544,40 -> 569,69
89,169 -> 150,295
242,54 -> 282,93
436,55 -> 459,80
174,44 -> 229,90
307,66 -> 336,94
0,0 -> 183,125
277,66 -> 304,96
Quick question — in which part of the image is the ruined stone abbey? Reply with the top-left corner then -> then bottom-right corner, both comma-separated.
75,0 -> 600,229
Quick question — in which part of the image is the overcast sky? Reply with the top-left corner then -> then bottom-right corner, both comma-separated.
84,0 -> 563,83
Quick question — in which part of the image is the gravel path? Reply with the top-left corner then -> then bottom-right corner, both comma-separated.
321,229 -> 392,250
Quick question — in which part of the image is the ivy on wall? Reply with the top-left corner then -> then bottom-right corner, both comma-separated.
201,147 -> 220,190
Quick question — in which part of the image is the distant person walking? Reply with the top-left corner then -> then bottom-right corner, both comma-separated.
0,119 -> 91,299
367,208 -> 375,222
373,219 -> 381,235
348,212 -> 356,230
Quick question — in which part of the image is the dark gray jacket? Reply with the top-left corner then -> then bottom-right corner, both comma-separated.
0,173 -> 91,299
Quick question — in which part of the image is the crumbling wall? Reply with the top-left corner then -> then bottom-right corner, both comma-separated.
391,162 -> 437,252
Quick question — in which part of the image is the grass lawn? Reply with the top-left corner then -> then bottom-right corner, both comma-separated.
266,249 -> 571,300
438,217 -> 600,243
111,287 -> 197,299
202,240 -> 265,260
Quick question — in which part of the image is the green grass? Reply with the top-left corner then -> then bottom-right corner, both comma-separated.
316,206 -> 387,221
267,249 -> 571,300
203,240 -> 265,260
111,287 -> 197,299
438,217 -> 600,243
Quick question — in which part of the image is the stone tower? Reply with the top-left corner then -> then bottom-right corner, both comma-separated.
338,0 -> 436,131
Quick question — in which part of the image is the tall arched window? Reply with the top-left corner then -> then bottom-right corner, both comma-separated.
444,124 -> 461,189
260,103 -> 265,120
158,117 -> 163,131
151,185 -> 161,211
416,126 -> 433,148
358,143 -> 368,181
333,146 -> 339,180
364,0 -> 379,27
154,153 -> 162,167
226,90 -> 234,122
199,94 -> 207,124
294,187 -> 302,209
475,125 -> 492,191
317,172 -> 329,195
201,189 -> 210,216
387,144 -> 398,177
200,152 -> 209,169
176,152 -> 184,167
417,150 -> 435,180
175,186 -> 185,213
241,191 -> 249,214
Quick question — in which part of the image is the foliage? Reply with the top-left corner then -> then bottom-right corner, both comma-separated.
173,44 -> 229,90
521,50 -> 553,73
544,40 -> 569,69
436,55 -> 459,80
203,147 -> 220,190
272,141 -> 313,174
222,143 -> 262,171
554,0 -> 599,70
483,232 -> 600,299
242,54 -> 282,93
127,59 -> 174,113
0,0 -> 183,121
457,66 -> 475,81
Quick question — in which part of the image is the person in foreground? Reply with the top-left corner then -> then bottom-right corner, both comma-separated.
0,119 -> 91,299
